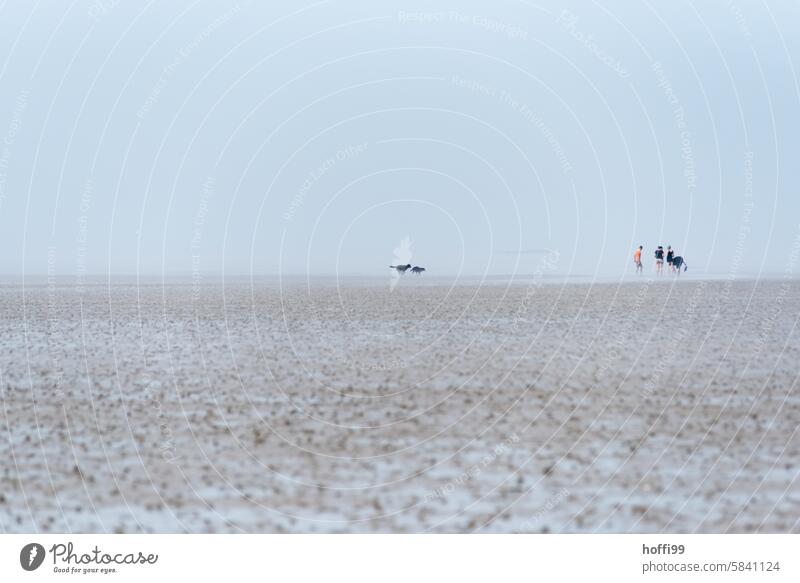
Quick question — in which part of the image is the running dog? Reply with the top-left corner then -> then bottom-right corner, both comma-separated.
410,266 -> 426,274
389,264 -> 412,274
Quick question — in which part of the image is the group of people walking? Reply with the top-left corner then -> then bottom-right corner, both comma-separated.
633,245 -> 688,275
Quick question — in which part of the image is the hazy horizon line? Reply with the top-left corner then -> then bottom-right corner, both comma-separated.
3,271 -> 794,281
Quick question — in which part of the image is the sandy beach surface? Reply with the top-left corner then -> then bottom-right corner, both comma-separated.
1,277 -> 798,533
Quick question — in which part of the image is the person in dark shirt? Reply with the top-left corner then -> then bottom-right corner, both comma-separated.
666,246 -> 675,273
654,245 -> 664,275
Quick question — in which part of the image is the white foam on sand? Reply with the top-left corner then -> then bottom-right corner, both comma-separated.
1,278 -> 798,532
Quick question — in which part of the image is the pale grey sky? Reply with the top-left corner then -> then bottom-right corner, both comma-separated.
0,0 -> 798,278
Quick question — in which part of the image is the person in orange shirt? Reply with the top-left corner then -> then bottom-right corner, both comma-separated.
633,245 -> 643,274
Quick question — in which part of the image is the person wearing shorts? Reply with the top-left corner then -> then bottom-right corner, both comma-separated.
666,246 -> 675,273
654,245 -> 664,275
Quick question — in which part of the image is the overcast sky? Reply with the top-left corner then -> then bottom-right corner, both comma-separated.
1,0 -> 798,278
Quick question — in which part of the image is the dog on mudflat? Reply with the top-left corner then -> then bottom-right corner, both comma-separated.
389,264 -> 412,274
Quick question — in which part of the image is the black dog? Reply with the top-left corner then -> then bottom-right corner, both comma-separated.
410,266 -> 426,274
672,256 -> 688,273
389,264 -> 412,274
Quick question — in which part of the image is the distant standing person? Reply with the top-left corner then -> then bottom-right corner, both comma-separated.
633,245 -> 643,274
654,245 -> 664,275
666,246 -> 675,273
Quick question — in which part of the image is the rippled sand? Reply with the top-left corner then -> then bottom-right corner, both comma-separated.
1,278 -> 798,532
